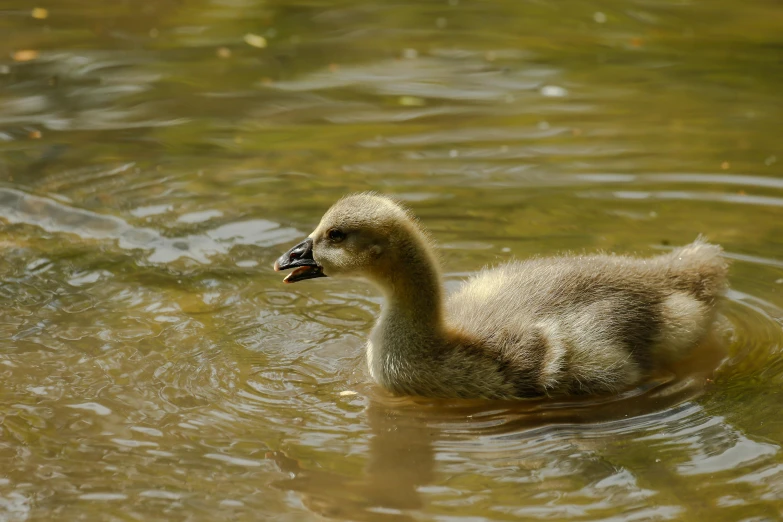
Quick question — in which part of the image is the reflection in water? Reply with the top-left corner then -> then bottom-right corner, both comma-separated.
268,335 -> 758,520
1,0 -> 783,520
270,403 -> 436,522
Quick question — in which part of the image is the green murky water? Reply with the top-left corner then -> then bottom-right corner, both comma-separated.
1,0 -> 783,520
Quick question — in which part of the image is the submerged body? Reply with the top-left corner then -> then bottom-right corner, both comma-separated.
275,193 -> 728,399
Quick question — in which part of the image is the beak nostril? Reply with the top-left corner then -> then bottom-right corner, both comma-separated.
276,238 -> 317,274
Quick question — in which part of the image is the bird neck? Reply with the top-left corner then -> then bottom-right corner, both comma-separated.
379,283 -> 444,344
381,237 -> 445,336
367,237 -> 448,388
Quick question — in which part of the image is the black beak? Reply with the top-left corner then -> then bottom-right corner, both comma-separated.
273,238 -> 326,283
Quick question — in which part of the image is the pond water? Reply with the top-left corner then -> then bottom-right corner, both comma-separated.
1,0 -> 783,520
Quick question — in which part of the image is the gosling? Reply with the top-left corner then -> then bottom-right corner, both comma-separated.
274,193 -> 728,399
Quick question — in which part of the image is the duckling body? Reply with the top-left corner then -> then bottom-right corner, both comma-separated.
275,193 -> 728,399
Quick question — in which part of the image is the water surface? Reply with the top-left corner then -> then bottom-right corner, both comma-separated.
1,0 -> 782,520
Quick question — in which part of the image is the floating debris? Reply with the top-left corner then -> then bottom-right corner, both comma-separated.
540,85 -> 568,97
339,390 -> 358,396
31,7 -> 48,19
244,33 -> 267,49
399,96 -> 425,106
217,47 -> 232,58
12,50 -> 39,62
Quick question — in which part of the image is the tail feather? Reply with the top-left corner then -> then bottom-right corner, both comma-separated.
663,238 -> 729,303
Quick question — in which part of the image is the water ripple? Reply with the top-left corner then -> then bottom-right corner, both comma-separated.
581,190 -> 783,208
0,187 -> 300,264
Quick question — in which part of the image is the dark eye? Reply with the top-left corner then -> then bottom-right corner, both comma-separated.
327,229 -> 346,242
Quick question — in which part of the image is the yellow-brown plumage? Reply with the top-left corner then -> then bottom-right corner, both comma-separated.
275,193 -> 728,399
